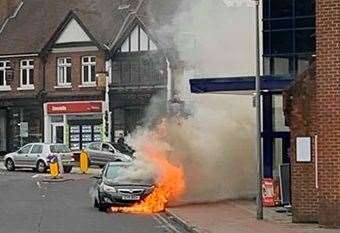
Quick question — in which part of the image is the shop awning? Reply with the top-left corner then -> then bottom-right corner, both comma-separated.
190,75 -> 294,94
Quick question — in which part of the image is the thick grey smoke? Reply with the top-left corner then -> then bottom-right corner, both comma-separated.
126,0 -> 258,204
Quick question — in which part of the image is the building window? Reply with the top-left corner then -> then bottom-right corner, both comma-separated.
20,60 -> 34,89
57,58 -> 72,86
0,61 -> 11,90
82,56 -> 96,85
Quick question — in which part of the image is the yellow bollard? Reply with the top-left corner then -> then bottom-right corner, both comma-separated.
80,150 -> 89,174
50,161 -> 59,178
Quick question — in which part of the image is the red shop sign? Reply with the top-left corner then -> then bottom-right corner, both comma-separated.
47,101 -> 103,114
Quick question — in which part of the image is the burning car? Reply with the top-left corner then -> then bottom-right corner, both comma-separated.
92,162 -> 155,212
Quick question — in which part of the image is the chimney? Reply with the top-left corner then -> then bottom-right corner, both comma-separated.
0,0 -> 21,25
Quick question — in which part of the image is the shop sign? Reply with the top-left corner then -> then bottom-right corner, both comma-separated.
20,122 -> 28,138
262,178 -> 280,207
47,102 -> 103,115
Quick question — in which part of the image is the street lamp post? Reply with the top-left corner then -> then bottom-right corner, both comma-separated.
254,0 -> 263,220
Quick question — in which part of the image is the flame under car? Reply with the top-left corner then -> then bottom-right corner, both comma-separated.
92,162 -> 155,212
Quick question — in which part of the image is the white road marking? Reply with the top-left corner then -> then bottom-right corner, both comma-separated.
36,181 -> 41,189
154,213 -> 182,233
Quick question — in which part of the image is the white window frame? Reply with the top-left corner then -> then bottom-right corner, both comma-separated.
19,59 -> 34,90
57,58 -> 72,86
81,56 -> 96,86
0,61 -> 11,91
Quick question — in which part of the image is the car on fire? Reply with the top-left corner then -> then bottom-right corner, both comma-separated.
92,162 -> 155,211
4,143 -> 74,173
84,142 -> 134,168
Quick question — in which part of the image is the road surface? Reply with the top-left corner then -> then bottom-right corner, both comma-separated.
0,167 -> 191,233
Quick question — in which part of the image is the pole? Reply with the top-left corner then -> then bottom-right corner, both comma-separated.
254,0 -> 263,220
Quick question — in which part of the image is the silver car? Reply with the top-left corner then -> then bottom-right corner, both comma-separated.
92,162 -> 155,211
85,142 -> 133,168
4,143 -> 75,173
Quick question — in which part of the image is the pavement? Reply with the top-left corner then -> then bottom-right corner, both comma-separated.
167,201 -> 340,233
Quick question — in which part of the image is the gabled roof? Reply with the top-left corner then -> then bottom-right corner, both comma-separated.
42,11 -> 104,53
0,0 -> 183,56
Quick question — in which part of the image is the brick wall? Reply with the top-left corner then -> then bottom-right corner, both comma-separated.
315,0 -> 340,227
284,66 -> 318,223
284,0 -> 340,227
44,51 -> 105,101
0,57 -> 43,102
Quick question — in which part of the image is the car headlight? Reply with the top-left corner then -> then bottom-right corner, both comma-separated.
101,184 -> 116,193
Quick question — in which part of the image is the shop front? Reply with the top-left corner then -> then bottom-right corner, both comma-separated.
0,104 -> 43,153
44,101 -> 106,151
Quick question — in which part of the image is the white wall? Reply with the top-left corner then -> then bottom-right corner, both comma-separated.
56,18 -> 91,44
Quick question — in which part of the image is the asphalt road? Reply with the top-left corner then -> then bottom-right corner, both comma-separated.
0,168 -> 190,233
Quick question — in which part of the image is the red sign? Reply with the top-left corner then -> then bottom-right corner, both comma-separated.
47,101 -> 103,114
262,178 -> 280,207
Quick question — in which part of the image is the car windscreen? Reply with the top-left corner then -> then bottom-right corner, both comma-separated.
50,144 -> 71,153
105,165 -> 130,180
104,163 -> 154,185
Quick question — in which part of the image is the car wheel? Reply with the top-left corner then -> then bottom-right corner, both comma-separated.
5,158 -> 15,171
63,166 -> 72,173
94,197 -> 99,208
97,192 -> 107,212
36,160 -> 47,173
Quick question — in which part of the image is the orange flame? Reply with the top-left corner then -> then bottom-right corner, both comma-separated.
111,121 -> 186,214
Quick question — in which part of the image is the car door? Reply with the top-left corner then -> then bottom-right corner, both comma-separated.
87,142 -> 102,165
28,144 -> 43,167
13,144 -> 33,167
101,143 -> 115,164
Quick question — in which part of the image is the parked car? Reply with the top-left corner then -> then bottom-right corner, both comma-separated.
92,162 -> 155,211
4,143 -> 74,173
84,142 -> 133,168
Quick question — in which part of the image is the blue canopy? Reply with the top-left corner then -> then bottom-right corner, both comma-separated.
190,75 -> 293,94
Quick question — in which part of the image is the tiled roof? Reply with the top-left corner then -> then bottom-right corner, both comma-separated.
0,0 -> 181,55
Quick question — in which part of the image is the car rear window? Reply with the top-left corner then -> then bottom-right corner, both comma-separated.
50,144 -> 71,153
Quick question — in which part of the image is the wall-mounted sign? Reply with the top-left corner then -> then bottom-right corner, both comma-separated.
47,101 -> 103,115
20,122 -> 28,138
296,137 -> 311,162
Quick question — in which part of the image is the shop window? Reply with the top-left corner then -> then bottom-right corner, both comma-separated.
0,61 -> 11,89
270,0 -> 293,18
271,30 -> 293,54
273,58 -> 289,76
297,58 -> 310,74
263,57 -> 271,75
295,0 -> 315,16
82,56 -> 96,85
273,138 -> 283,178
295,29 -> 315,53
272,95 -> 290,132
57,58 -> 72,86
20,59 -> 34,89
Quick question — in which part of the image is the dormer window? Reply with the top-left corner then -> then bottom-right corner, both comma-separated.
57,58 -> 72,86
0,61 -> 11,91
19,59 -> 34,89
82,56 -> 96,85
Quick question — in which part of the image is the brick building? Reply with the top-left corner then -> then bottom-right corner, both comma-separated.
284,0 -> 340,227
0,0 -> 180,154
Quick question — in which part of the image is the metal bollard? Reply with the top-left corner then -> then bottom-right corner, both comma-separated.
80,150 -> 89,174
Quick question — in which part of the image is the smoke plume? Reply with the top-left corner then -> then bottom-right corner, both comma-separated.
125,0 -> 258,205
